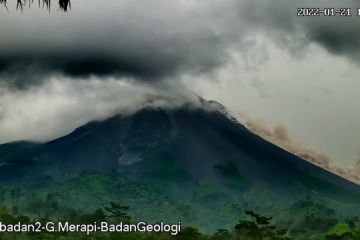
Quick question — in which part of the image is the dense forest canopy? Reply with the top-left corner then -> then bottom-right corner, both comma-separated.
0,0 -> 70,11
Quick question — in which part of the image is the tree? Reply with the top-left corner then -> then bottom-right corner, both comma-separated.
346,218 -> 356,230
0,207 -> 17,224
324,232 -> 353,240
174,227 -> 202,240
103,202 -> 131,223
235,211 -> 289,240
81,208 -> 107,224
0,0 -> 71,12
245,210 -> 272,229
211,229 -> 232,240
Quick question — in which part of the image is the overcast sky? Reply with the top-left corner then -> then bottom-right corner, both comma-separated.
1,0 -> 360,167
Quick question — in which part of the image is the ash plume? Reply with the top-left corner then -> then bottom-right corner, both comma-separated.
242,117 -> 360,184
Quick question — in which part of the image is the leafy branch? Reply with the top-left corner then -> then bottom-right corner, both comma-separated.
0,0 -> 71,12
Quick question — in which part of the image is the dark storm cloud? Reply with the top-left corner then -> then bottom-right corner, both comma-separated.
242,0 -> 360,60
0,29 -> 223,86
0,0 -> 237,88
306,20 -> 360,57
1,0 -> 360,89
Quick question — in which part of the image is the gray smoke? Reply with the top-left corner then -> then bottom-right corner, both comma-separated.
243,118 -> 360,184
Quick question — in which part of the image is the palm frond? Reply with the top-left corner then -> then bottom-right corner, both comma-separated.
1,0 -> 71,12
0,0 -> 9,11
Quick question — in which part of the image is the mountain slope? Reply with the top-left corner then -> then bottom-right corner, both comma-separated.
0,101 -> 359,230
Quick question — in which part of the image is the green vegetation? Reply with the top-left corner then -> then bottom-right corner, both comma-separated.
139,152 -> 191,183
0,203 -> 359,240
0,171 -> 358,239
214,160 -> 249,190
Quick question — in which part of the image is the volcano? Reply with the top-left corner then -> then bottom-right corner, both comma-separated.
0,100 -> 359,231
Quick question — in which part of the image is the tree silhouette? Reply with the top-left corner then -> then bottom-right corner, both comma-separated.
325,232 -> 354,240
235,211 -> 290,240
0,0 -> 71,11
174,227 -> 202,240
103,201 -> 131,223
212,229 -> 231,240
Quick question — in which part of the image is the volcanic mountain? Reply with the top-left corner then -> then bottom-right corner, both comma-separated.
0,99 -> 359,230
